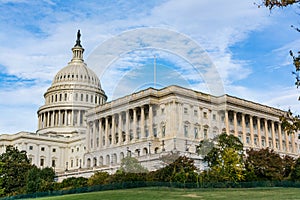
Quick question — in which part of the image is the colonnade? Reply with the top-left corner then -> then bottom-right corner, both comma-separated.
87,104 -> 156,151
38,109 -> 85,129
224,110 -> 296,153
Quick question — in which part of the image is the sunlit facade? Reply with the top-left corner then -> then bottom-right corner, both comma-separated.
0,33 -> 298,180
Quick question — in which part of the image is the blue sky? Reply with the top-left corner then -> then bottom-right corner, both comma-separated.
0,0 -> 300,134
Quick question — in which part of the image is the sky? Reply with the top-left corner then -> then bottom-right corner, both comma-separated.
0,0 -> 300,134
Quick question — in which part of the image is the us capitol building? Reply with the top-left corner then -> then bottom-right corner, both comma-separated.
0,32 -> 298,179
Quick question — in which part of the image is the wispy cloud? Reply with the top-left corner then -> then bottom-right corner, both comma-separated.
0,0 -> 299,133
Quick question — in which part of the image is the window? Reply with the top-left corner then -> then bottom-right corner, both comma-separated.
145,128 -> 149,138
29,146 -> 33,150
91,95 -> 93,103
41,147 -> 45,151
71,149 -> 74,153
184,108 -> 188,114
127,131 -> 132,141
40,158 -> 44,167
213,114 -> 216,120
162,125 -> 166,137
194,127 -> 198,139
161,108 -> 165,114
184,125 -> 189,137
203,112 -> 207,118
81,94 -> 83,101
77,147 -> 79,152
246,136 -> 250,144
194,110 -> 198,116
64,93 -> 67,101
52,160 -> 56,167
86,94 -> 88,102
52,148 -> 56,153
204,129 -> 208,138
153,127 -> 157,138
262,139 -> 265,147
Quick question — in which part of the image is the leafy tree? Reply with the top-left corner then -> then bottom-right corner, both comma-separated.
291,157 -> 300,180
87,171 -> 110,186
26,166 -> 55,193
199,133 -> 245,182
58,177 -> 88,190
200,133 -> 243,168
245,148 -> 284,181
282,155 -> 295,178
259,0 -> 299,10
119,156 -> 148,173
154,156 -> 198,183
0,145 -> 33,195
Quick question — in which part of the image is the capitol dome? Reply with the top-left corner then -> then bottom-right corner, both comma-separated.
37,30 -> 107,136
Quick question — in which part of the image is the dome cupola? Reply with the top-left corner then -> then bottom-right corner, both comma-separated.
37,30 -> 107,136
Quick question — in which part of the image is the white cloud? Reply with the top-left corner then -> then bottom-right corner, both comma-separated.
0,0 -> 298,133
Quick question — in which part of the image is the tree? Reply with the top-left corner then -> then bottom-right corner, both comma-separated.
119,156 -> 148,173
282,155 -> 295,178
87,171 -> 110,186
291,157 -> 300,180
0,145 -> 33,195
199,133 -> 245,182
260,0 -> 299,10
245,148 -> 284,181
154,156 -> 198,183
26,166 -> 55,193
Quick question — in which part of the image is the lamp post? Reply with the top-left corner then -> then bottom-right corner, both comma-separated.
148,142 -> 151,154
173,137 -> 177,150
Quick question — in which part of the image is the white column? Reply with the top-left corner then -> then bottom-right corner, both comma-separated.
64,110 -> 67,126
257,117 -> 262,148
242,113 -> 246,144
149,105 -> 153,138
233,111 -> 238,137
126,110 -> 130,143
47,112 -> 50,127
141,106 -> 145,138
51,111 -> 54,127
99,119 -> 102,148
133,108 -> 137,139
265,119 -> 269,147
278,123 -> 283,151
93,120 -> 97,150
118,113 -> 122,145
249,115 -> 254,146
271,121 -> 276,149
112,115 -> 116,145
105,117 -> 109,147
58,110 -> 61,126
225,110 -> 229,135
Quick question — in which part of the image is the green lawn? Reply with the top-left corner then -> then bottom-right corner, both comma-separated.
37,187 -> 300,200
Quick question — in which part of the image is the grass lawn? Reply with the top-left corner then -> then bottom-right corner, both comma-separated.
38,187 -> 300,200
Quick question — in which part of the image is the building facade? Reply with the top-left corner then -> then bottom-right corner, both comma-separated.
0,32 -> 298,179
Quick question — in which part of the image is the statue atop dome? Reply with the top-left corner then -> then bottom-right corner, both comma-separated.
75,30 -> 82,47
